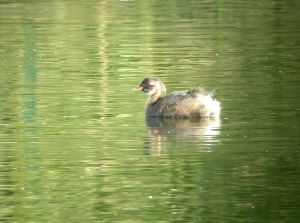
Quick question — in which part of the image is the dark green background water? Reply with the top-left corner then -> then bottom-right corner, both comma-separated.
1,0 -> 300,222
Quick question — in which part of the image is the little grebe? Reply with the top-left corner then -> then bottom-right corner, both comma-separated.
135,77 -> 221,118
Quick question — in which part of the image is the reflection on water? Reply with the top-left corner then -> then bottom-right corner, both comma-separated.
145,117 -> 220,154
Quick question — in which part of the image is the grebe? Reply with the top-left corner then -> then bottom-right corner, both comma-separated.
135,77 -> 221,118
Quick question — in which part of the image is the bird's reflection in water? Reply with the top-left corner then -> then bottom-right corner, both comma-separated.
144,117 -> 221,155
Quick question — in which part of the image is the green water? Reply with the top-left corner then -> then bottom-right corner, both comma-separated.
1,0 -> 300,222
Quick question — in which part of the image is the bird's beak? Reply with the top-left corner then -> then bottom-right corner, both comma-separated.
132,86 -> 144,92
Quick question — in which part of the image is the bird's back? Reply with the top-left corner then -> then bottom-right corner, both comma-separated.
146,88 -> 220,118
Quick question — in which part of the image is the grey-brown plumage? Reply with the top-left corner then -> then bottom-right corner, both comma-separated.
137,77 -> 221,118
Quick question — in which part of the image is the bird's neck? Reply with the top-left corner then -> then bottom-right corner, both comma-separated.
147,93 -> 162,104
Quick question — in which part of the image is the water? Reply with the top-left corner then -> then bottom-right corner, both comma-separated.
1,0 -> 300,222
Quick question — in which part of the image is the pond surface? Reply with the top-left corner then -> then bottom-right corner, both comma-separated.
1,0 -> 300,222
